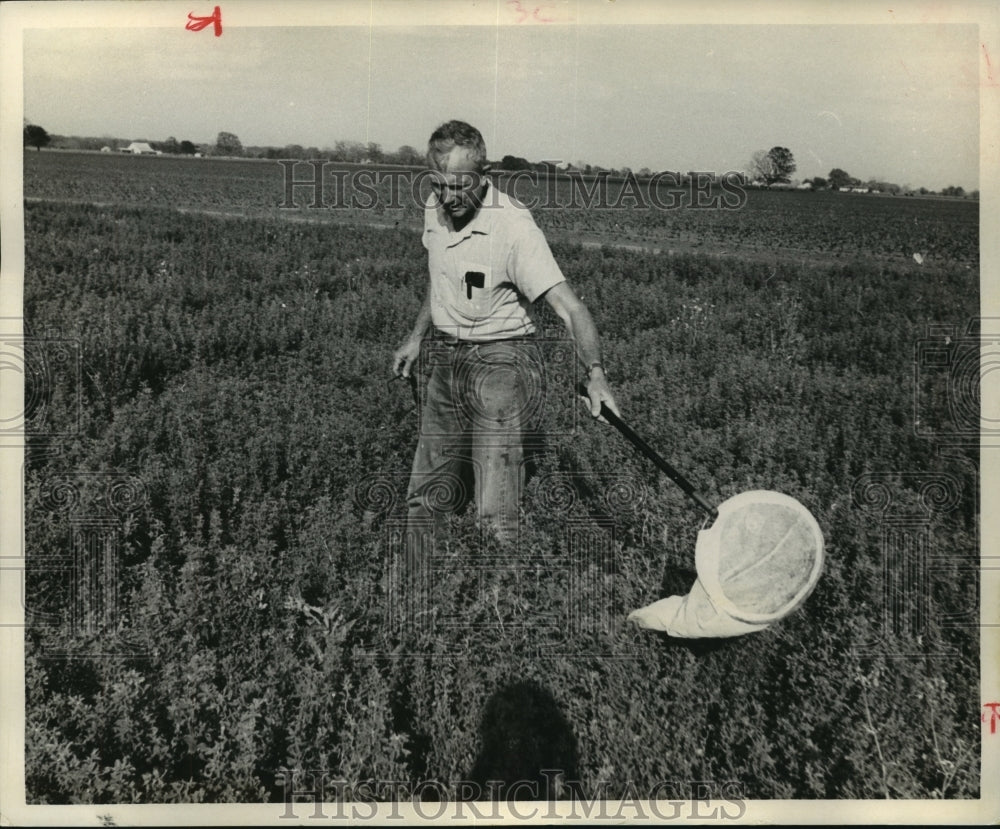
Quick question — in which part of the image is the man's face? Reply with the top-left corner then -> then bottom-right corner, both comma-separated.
430,147 -> 487,221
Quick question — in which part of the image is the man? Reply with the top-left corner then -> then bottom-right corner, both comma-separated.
392,120 -> 618,562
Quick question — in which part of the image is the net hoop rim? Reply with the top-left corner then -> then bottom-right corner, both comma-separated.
695,489 -> 825,623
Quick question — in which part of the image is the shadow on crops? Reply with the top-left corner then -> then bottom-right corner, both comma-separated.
466,680 -> 579,800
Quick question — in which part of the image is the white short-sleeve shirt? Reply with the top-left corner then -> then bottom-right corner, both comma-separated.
422,181 -> 566,341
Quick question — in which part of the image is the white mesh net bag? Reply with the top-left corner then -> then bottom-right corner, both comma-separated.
628,490 -> 825,638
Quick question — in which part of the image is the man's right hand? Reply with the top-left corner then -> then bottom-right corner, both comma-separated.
392,338 -> 422,378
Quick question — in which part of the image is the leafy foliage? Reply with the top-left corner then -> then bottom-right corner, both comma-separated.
748,147 -> 795,185
766,147 -> 796,183
24,152 -> 979,269
21,152 -> 980,804
24,123 -> 51,151
828,168 -> 854,190
214,131 -> 243,158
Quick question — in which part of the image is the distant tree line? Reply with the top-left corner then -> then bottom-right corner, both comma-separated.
24,125 -> 201,155
21,122 -> 977,198
814,167 -> 974,198
742,147 -> 975,198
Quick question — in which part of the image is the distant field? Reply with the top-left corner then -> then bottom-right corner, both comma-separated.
22,149 -> 981,804
24,150 -> 979,266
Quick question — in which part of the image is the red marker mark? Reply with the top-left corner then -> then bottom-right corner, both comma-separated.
507,0 -> 556,23
983,44 -> 999,87
983,702 -> 1000,734
187,6 -> 222,37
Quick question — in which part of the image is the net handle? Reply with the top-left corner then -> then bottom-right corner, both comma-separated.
578,383 -> 718,519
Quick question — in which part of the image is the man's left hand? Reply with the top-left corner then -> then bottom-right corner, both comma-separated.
580,369 -> 620,424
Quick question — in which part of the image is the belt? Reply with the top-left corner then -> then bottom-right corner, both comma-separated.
434,333 -> 535,348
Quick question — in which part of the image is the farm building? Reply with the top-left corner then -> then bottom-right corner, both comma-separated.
120,142 -> 158,155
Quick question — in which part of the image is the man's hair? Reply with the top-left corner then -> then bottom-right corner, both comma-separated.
427,120 -> 488,172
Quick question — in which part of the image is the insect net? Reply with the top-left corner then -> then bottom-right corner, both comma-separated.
628,490 -> 825,638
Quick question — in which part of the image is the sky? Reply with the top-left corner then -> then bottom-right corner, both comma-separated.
21,14 -> 982,191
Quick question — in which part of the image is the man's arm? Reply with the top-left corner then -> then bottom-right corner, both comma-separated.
393,291 -> 431,378
542,281 -> 620,419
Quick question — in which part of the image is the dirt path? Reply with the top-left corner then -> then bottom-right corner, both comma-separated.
24,196 -> 964,273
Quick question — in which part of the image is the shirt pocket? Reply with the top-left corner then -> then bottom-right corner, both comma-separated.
458,259 -> 492,318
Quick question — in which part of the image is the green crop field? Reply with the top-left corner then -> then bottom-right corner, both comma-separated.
21,150 -> 980,805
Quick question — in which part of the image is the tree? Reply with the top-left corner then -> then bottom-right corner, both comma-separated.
747,150 -> 774,184
365,142 -> 383,164
866,179 -> 901,195
329,139 -> 365,163
395,144 -> 423,166
24,123 -> 50,151
179,140 -> 197,155
827,168 -> 853,191
214,131 -> 243,157
810,177 -> 828,189
748,147 -> 797,184
766,147 -> 796,184
500,154 -> 532,171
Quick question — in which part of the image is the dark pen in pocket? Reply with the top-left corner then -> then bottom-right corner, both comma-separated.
464,271 -> 485,299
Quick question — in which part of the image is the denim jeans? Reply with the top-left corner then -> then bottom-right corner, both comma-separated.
405,337 -> 545,566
